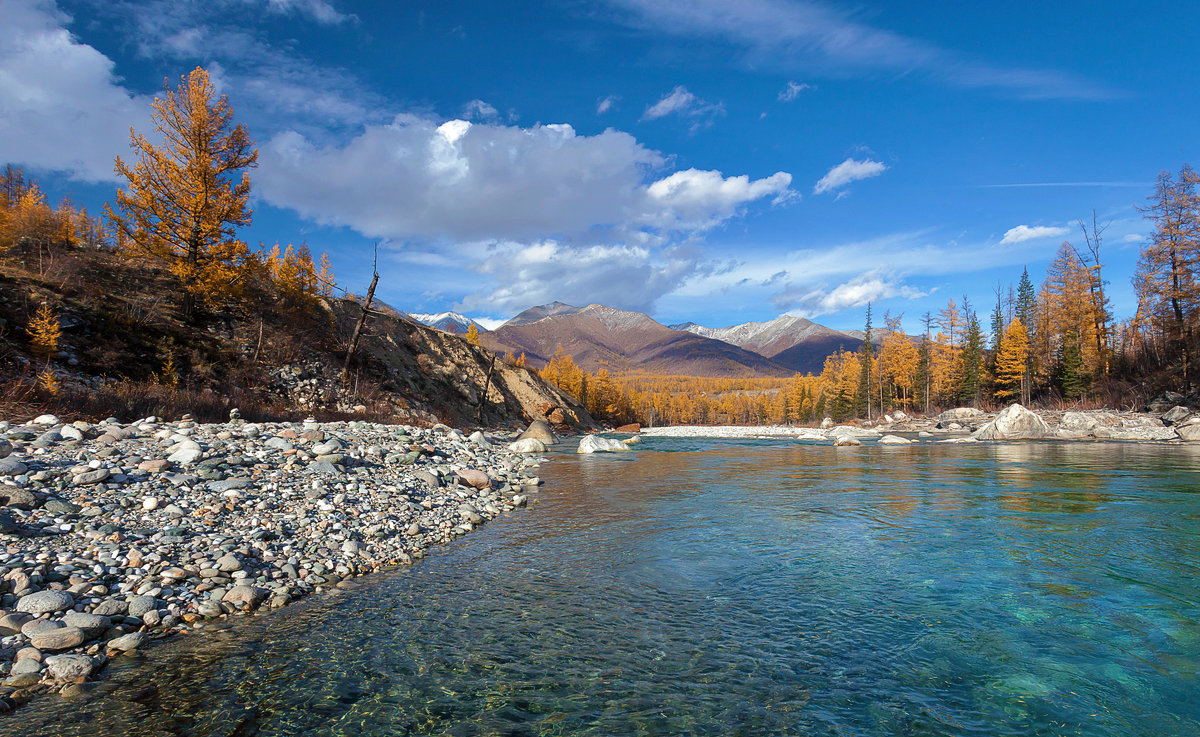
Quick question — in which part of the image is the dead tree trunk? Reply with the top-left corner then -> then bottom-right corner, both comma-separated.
342,249 -> 380,383
477,353 -> 497,425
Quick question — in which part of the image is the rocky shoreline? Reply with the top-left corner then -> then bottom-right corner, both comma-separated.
0,413 -> 550,712
642,402 -> 1200,444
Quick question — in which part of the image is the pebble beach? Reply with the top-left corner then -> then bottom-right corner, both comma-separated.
0,411 -> 548,711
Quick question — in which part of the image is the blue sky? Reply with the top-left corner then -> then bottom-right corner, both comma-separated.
2,0 -> 1196,332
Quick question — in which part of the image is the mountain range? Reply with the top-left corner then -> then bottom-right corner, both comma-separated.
478,303 -> 793,378
406,302 -> 883,378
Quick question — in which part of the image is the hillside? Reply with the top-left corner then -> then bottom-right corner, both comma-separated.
481,303 -> 793,378
0,238 -> 592,431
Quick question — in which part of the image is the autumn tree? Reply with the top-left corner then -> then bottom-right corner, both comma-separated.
27,303 -> 61,361
1134,166 -> 1200,382
107,67 -> 258,317
465,323 -> 481,346
994,318 -> 1028,401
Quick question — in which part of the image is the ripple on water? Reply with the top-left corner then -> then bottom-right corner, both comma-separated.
5,439 -> 1200,736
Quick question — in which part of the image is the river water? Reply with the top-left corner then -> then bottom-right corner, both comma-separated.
6,438 -> 1200,736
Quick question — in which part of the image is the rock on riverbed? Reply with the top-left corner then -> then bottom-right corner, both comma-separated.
0,414 -> 547,708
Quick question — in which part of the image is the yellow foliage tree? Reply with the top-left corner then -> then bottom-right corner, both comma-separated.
27,303 -> 61,361
994,318 -> 1029,400
465,323 -> 481,345
107,67 -> 258,316
317,252 -> 335,297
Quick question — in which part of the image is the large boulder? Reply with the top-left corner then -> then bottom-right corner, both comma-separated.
877,435 -> 913,445
972,404 -> 1050,440
1161,406 -> 1193,426
577,435 -> 630,454
829,425 -> 880,439
517,420 -> 558,445
1178,423 -> 1200,441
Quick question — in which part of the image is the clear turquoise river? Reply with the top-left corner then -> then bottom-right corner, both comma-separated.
6,438 -> 1200,736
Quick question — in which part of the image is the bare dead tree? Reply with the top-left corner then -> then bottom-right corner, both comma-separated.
342,243 -> 380,384
1074,210 -> 1112,375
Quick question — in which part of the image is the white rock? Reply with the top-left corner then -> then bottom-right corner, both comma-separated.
32,414 -> 60,425
877,435 -> 913,444
168,447 -> 203,465
508,438 -> 547,453
834,436 -> 861,446
142,497 -> 159,511
972,404 -> 1050,440
577,435 -> 631,454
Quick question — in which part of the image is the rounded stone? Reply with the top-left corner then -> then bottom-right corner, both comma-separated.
16,589 -> 75,615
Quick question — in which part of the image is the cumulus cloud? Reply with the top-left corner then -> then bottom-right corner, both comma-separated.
257,116 -> 793,243
772,270 -> 926,317
0,0 -> 150,182
813,157 -> 887,195
777,80 -> 814,101
642,85 -> 724,125
999,224 -> 1069,245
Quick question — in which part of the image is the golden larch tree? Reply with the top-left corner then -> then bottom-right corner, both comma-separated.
994,318 -> 1029,401
27,303 -> 61,361
107,67 -> 258,316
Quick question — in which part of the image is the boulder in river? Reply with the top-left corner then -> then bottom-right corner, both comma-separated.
877,435 -> 913,444
577,435 -> 630,453
973,404 -> 1050,440
517,420 -> 558,445
1161,406 -> 1193,426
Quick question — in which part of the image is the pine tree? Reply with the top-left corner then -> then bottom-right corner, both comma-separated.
465,323 -> 481,346
1055,330 -> 1087,400
916,311 -> 933,414
107,67 -> 258,317
958,305 -> 985,405
857,303 -> 873,419
1015,267 -> 1037,403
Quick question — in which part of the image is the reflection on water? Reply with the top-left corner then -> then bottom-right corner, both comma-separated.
5,440 -> 1200,736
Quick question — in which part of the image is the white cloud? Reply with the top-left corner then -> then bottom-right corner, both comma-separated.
0,0 -> 150,182
644,168 -> 793,230
773,270 -> 926,317
605,0 -> 1117,100
264,0 -> 352,25
257,115 -> 793,243
642,85 -> 724,125
777,80 -> 814,101
999,224 -> 1069,245
813,157 -> 887,194
456,240 -> 705,316
1122,233 -> 1144,243
597,95 -> 618,114
463,99 -> 499,121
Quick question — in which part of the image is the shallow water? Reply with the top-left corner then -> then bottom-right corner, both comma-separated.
7,438 -> 1200,736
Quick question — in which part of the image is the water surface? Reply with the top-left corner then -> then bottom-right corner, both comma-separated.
7,438 -> 1200,736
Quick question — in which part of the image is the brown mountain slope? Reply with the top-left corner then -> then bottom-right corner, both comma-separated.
480,303 -> 793,378
0,239 -> 592,430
